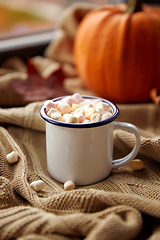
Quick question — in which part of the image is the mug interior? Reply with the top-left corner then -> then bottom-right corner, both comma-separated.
40,95 -> 119,128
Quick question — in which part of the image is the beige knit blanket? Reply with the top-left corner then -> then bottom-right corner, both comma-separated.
1,3 -> 160,240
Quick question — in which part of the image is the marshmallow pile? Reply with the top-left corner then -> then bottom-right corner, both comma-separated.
44,93 -> 113,124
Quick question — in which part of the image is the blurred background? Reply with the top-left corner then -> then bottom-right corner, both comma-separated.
0,0 -> 159,65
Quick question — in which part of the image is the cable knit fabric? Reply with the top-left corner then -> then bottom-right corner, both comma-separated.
0,100 -> 160,239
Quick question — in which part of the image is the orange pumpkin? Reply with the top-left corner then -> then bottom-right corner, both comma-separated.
74,0 -> 160,103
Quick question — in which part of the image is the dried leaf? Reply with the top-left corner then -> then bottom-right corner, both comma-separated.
11,58 -> 70,102
150,88 -> 160,109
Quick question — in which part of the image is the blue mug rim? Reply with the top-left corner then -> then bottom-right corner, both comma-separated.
40,95 -> 119,129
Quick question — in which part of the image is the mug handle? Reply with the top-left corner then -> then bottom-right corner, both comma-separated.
112,122 -> 141,168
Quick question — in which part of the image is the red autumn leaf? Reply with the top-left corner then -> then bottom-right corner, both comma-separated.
150,88 -> 160,109
11,59 -> 70,102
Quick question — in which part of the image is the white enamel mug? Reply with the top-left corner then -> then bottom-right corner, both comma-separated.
40,96 -> 140,185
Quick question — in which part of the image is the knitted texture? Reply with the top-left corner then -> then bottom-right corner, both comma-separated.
0,101 -> 160,239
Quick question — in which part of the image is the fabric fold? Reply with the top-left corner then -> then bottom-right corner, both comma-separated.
0,205 -> 142,240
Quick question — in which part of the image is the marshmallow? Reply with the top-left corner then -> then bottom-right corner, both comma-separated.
51,112 -> 64,122
47,107 -> 61,117
85,108 -> 97,119
90,113 -> 101,122
30,180 -> 45,191
96,107 -> 104,116
44,100 -> 56,112
129,159 -> 144,170
79,101 -> 86,107
92,99 -> 102,108
62,96 -> 74,106
83,103 -> 93,110
102,112 -> 112,120
63,113 -> 71,121
72,93 -> 84,104
64,180 -> 75,191
72,103 -> 81,112
97,102 -> 113,113
54,100 -> 61,109
57,102 -> 72,115
74,107 -> 85,115
82,119 -> 90,123
74,113 -> 86,123
84,99 -> 93,104
6,151 -> 19,164
66,115 -> 79,123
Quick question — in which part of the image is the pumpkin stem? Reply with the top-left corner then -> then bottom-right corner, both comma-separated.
125,0 -> 143,13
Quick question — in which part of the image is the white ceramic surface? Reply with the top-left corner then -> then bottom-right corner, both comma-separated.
40,96 -> 141,185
